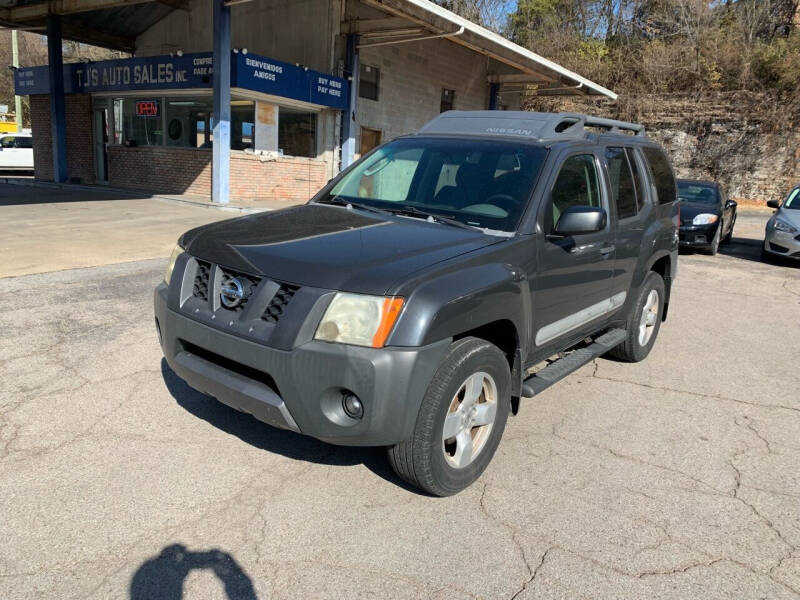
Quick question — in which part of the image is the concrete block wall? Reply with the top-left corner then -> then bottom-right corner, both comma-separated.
356,37 -> 489,150
135,0 -> 337,74
30,94 -> 95,183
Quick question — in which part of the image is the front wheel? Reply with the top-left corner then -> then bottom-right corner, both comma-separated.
387,337 -> 511,496
609,271 -> 665,363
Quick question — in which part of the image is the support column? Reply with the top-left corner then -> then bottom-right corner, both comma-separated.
47,14 -> 67,183
12,30 -> 22,132
488,82 -> 499,110
340,33 -> 359,169
212,0 -> 231,204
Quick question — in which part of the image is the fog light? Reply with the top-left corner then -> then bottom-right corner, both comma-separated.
342,393 -> 363,420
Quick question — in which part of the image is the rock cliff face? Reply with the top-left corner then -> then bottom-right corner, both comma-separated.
527,93 -> 800,206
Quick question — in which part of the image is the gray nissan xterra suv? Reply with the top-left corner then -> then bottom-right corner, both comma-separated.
155,111 -> 679,496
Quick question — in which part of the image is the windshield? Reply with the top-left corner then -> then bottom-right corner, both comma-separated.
784,187 -> 800,210
678,182 -> 719,205
322,138 -> 547,232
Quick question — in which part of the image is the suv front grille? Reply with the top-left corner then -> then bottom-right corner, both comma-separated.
220,267 -> 261,312
193,260 -> 211,301
262,284 -> 300,324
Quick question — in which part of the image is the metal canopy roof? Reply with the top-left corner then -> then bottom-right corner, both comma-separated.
0,0 -> 187,52
0,0 -> 617,99
353,0 -> 617,99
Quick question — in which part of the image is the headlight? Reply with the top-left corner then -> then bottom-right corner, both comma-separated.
315,293 -> 404,348
773,219 -> 798,234
164,245 -> 184,285
692,213 -> 719,225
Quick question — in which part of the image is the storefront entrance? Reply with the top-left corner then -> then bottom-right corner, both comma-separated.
93,103 -> 109,183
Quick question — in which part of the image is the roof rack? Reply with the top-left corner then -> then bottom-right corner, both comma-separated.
415,111 -> 647,141
567,114 -> 646,137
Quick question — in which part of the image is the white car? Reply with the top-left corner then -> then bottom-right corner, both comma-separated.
0,133 -> 34,170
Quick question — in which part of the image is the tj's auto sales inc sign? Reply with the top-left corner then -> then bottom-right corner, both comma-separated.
14,52 -> 348,110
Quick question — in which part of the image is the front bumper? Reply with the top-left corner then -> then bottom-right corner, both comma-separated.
764,228 -> 800,259
155,283 -> 450,446
679,222 -> 718,247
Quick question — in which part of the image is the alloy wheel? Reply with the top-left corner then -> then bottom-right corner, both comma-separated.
638,290 -> 659,346
442,372 -> 498,469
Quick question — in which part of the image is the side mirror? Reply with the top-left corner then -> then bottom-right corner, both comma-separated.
725,199 -> 737,209
767,199 -> 780,209
553,205 -> 607,236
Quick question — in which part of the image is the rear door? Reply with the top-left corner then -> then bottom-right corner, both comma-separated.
533,149 -> 617,349
604,146 -> 651,299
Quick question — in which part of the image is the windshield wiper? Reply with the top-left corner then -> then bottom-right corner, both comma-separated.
385,206 -> 477,231
317,196 -> 392,217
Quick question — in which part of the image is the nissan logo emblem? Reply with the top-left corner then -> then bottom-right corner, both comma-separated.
220,277 -> 245,309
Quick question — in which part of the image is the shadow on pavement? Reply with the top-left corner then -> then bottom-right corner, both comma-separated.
160,359 -> 421,493
130,544 -> 257,600
715,236 -> 800,268
0,180 -> 151,206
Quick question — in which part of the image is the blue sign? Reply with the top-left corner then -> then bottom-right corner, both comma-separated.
14,53 -> 213,96
14,51 -> 348,110
232,53 -> 348,110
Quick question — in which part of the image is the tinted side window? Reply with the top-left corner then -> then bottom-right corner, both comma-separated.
626,148 -> 645,209
15,137 -> 32,149
549,154 -> 601,229
642,147 -> 677,205
606,147 -> 637,219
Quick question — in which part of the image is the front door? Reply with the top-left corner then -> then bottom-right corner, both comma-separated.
360,127 -> 381,156
533,151 -> 617,350
93,107 -> 109,183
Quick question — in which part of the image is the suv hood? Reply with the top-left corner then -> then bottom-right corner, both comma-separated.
181,204 -> 503,294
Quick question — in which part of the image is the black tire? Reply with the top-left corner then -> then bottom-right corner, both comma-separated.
609,271 -> 665,363
387,337 -> 511,497
722,215 -> 735,244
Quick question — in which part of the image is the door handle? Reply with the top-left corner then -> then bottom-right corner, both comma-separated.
600,244 -> 615,256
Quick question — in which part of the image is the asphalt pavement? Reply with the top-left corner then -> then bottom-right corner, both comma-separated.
1,195 -> 798,599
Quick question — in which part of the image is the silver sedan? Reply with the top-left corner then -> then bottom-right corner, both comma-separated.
763,185 -> 800,261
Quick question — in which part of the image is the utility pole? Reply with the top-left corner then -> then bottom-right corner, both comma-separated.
12,29 -> 22,131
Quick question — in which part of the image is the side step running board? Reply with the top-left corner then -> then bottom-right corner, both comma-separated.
520,328 -> 627,398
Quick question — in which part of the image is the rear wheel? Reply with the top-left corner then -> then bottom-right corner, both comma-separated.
609,271 -> 665,363
387,337 -> 511,496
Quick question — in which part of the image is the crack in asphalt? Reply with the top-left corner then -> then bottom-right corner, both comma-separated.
590,362 -> 800,414
510,547 -> 553,600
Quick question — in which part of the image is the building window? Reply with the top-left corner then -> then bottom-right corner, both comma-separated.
231,100 -> 255,150
359,64 -> 380,101
113,96 -> 255,150
164,97 -> 214,148
119,98 -> 163,146
440,88 -> 454,113
279,108 -> 316,157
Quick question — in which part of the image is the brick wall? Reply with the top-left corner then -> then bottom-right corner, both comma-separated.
30,94 -> 95,183
107,145 -> 327,205
229,153 -> 328,205
108,146 -> 212,196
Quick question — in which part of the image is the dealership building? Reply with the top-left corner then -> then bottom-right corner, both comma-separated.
9,0 -> 615,205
